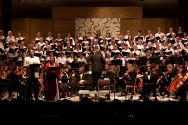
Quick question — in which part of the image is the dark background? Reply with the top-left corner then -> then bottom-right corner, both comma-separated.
0,0 -> 188,36
11,0 -> 178,18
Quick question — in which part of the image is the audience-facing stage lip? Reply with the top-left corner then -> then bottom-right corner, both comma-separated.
0,91 -> 185,102
0,96 -> 187,124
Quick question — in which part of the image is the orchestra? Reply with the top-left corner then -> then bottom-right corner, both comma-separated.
0,27 -> 188,101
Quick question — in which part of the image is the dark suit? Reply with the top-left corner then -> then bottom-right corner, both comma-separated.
74,72 -> 88,90
141,71 -> 158,100
61,72 -> 70,97
90,51 -> 106,89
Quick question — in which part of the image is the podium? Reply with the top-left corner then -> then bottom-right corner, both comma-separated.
46,66 -> 60,79
29,64 -> 41,78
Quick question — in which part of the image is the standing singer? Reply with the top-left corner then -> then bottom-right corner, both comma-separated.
45,56 -> 60,101
23,49 -> 41,101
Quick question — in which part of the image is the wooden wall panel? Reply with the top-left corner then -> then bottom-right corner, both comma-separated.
53,19 -> 75,38
52,7 -> 142,19
11,18 -> 30,44
29,19 -> 52,42
11,18 -> 178,43
120,18 -> 142,36
120,18 -> 178,36
141,18 -> 178,35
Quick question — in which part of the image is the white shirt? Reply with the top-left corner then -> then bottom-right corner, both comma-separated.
46,36 -> 54,42
6,36 -> 16,44
155,32 -> 165,39
67,57 -> 74,63
78,57 -> 87,64
57,56 -> 67,65
0,42 -> 5,51
23,56 -> 40,67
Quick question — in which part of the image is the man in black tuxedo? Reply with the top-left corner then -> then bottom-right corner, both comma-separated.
141,66 -> 159,101
73,66 -> 88,92
23,49 -> 40,101
61,66 -> 70,98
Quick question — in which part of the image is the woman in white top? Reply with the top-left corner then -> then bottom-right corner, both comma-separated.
6,31 -> 16,45
34,32 -> 43,44
46,32 -> 54,43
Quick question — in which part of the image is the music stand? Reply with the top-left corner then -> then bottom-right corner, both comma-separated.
48,66 -> 60,71
47,66 -> 60,78
29,64 -> 41,78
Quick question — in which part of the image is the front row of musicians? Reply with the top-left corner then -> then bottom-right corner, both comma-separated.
20,49 -> 188,101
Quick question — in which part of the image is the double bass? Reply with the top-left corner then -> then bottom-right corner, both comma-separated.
168,71 -> 188,94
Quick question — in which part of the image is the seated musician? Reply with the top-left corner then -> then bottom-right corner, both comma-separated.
75,66 -> 88,90
45,56 -> 60,101
77,66 -> 88,84
123,63 -> 136,86
161,64 -> 177,97
173,65 -> 187,100
0,65 -> 11,99
102,64 -> 117,89
119,63 -> 136,96
60,66 -> 70,98
177,65 -> 188,101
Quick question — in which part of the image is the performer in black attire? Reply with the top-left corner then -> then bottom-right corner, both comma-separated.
174,65 -> 188,101
23,49 -> 41,101
162,64 -> 177,97
119,63 -> 136,96
141,66 -> 159,101
90,48 -> 106,90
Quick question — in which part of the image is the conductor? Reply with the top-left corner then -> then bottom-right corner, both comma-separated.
90,48 -> 106,90
23,49 -> 41,101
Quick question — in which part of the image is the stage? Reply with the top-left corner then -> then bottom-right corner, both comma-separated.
0,91 -> 185,102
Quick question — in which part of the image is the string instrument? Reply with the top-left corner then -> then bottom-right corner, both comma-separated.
69,70 -> 76,85
16,67 -> 24,76
168,71 -> 188,93
38,65 -> 44,86
1,70 -> 10,80
137,74 -> 143,92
